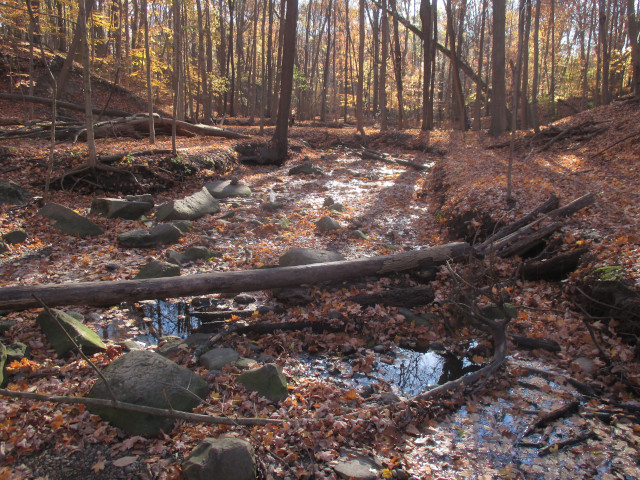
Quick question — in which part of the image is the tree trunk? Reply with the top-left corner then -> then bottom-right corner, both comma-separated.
379,0 -> 389,131
628,0 -> 639,95
81,0 -> 97,168
143,0 -> 155,143
356,0 -> 365,134
420,0 -> 433,131
270,0 -> 298,161
445,0 -> 466,131
320,0 -> 333,122
520,0 -> 531,129
389,0 -> 404,129
472,0 -> 487,131
172,0 -> 182,155
489,0 -> 507,136
0,243 -> 471,311
531,0 -> 540,131
550,0 -> 556,118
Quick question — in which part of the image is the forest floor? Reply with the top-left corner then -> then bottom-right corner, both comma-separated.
1,96 -> 640,479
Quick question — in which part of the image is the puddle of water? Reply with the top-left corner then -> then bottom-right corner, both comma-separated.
300,347 -> 482,396
122,300 -> 201,344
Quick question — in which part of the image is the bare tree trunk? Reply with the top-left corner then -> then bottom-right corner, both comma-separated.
531,0 -> 540,131
81,0 -> 97,168
172,0 -> 182,155
270,0 -> 298,162
249,0 -> 259,124
628,0 -> 639,95
520,0 -> 531,129
143,0 -> 155,143
420,0 -> 433,130
356,0 -> 365,134
379,0 -> 389,131
320,0 -> 333,122
489,0 -> 507,136
389,0 -> 404,129
550,0 -> 556,118
445,0 -> 466,131
344,0 -> 350,124
473,0 -> 487,131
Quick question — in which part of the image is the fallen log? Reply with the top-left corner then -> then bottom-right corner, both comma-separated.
522,248 -> 588,281
0,242 -> 471,311
361,149 -> 431,171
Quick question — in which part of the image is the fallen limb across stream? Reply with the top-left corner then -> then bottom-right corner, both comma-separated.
0,242 -> 471,312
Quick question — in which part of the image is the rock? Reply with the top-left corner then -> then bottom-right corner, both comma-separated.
87,350 -> 208,435
117,223 -> 183,248
166,249 -> 185,264
573,357 -> 595,375
2,230 -> 28,244
278,247 -> 345,267
323,196 -> 335,207
199,348 -> 239,370
182,333 -> 211,348
328,202 -> 347,212
261,201 -> 284,211
315,216 -> 342,231
170,220 -> 193,233
182,437 -> 256,480
155,187 -> 220,221
0,242 -> 7,254
236,358 -> 259,370
5,342 -> 30,362
36,309 -> 106,356
38,203 -> 104,236
397,308 -> 433,327
0,320 -> 17,335
288,163 -> 325,176
126,194 -> 154,205
156,336 -> 186,357
234,294 -> 255,305
0,180 -> 32,205
274,287 -> 314,305
182,246 -> 215,262
120,339 -> 147,351
379,392 -> 401,404
334,456 -> 381,480
205,179 -> 252,199
0,343 -> 6,387
135,259 -> 181,279
237,363 -> 288,402
352,230 -> 368,240
91,198 -> 154,220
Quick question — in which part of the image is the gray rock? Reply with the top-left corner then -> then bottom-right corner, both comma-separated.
0,320 -> 17,335
236,358 -> 259,370
0,180 -> 32,205
170,220 -> 193,233
573,357 -> 595,375
315,216 -> 342,231
261,201 -> 284,211
199,348 -> 239,370
120,339 -> 147,351
334,456 -> 381,480
182,437 -> 256,480
205,179 -> 252,199
323,196 -> 335,207
36,309 -> 106,356
182,246 -> 215,262
135,259 -> 181,279
234,294 -> 255,305
397,307 -> 433,327
87,350 -> 208,435
278,247 -> 345,267
117,223 -> 183,248
91,198 -> 154,220
156,187 -> 220,221
156,336 -> 185,357
5,342 -> 30,362
38,203 -> 104,236
182,333 -> 211,348
352,230 -> 368,240
237,363 -> 288,402
288,163 -> 325,176
2,230 -> 28,244
328,202 -> 347,212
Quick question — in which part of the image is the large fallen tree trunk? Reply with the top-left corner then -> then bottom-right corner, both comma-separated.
0,243 -> 471,311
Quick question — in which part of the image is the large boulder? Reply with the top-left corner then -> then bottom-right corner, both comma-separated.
87,350 -> 208,435
155,187 -> 220,221
117,223 -> 183,248
91,197 -> 154,220
199,348 -> 239,370
278,247 -> 345,267
0,180 -> 32,205
38,203 -> 104,236
204,179 -> 252,199
182,437 -> 256,480
237,363 -> 288,402
36,309 -> 106,356
2,230 -> 28,244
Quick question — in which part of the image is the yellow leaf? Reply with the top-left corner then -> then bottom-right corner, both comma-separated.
91,461 -> 106,473
343,388 -> 358,400
381,468 -> 393,478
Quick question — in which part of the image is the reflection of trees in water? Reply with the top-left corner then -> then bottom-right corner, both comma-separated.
136,301 -> 195,340
438,353 -> 482,385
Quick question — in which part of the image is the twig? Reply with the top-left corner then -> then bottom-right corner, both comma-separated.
538,431 -> 597,456
522,400 -> 580,437
590,130 -> 640,159
33,294 -> 118,404
0,389 -> 286,426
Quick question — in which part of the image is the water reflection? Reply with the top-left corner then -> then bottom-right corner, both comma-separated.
130,300 -> 200,344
